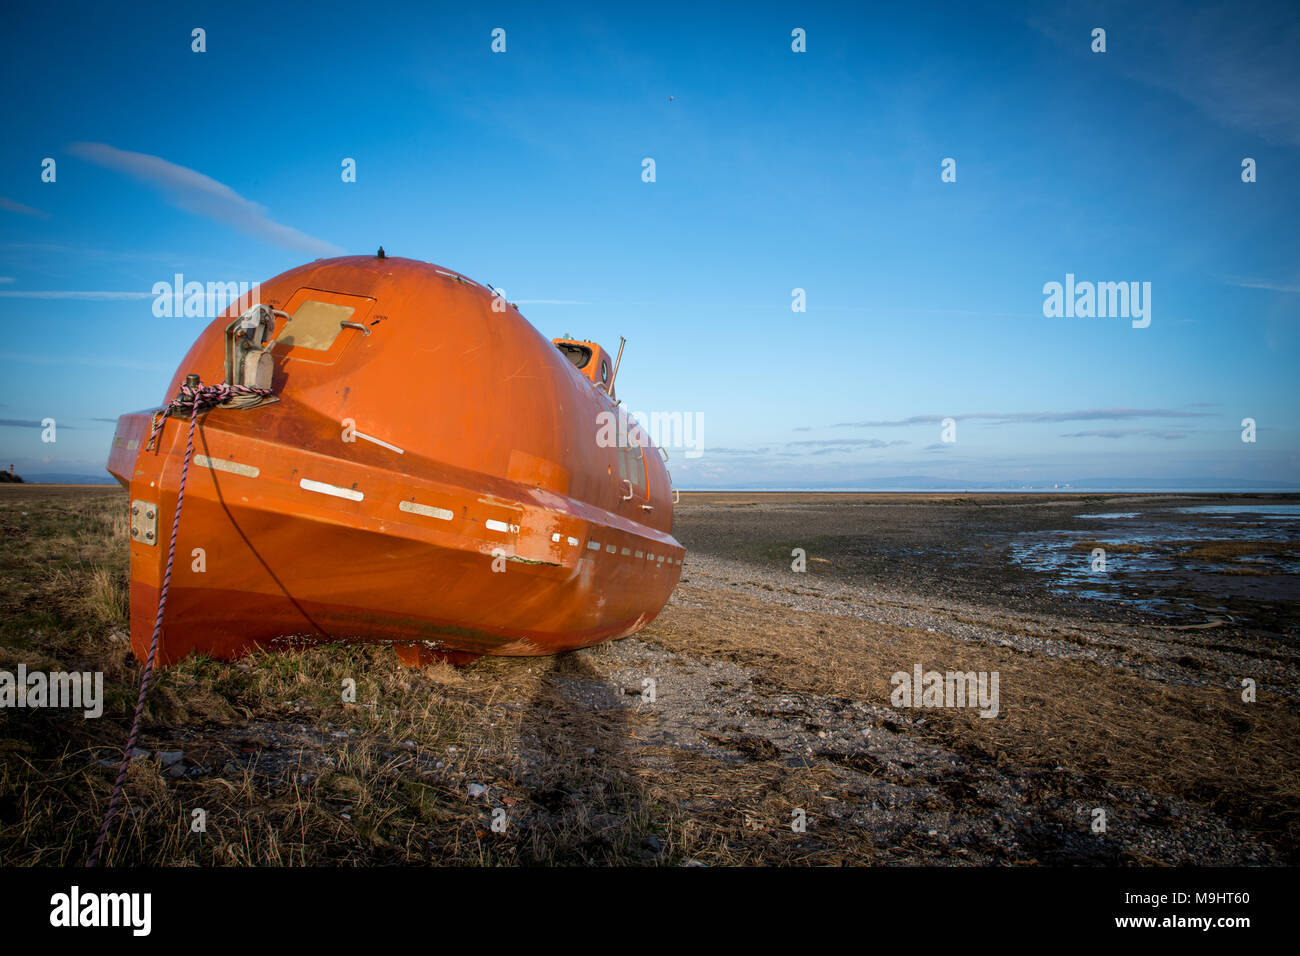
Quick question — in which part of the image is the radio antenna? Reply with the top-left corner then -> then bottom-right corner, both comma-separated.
608,336 -> 626,397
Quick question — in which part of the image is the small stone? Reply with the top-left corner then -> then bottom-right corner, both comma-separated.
467,783 -> 488,798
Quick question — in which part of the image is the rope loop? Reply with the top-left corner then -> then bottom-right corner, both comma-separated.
89,377 -> 269,866
146,382 -> 271,451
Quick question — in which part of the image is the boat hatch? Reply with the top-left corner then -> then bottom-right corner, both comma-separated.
274,289 -> 377,365
279,301 -> 354,350
552,338 -> 612,392
555,341 -> 591,369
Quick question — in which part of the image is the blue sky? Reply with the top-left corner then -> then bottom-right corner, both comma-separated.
1,0 -> 1297,487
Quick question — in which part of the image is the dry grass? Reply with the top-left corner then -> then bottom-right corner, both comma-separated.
0,489 -> 893,865
83,565 -> 128,626
1182,540 -> 1298,560
1069,539 -> 1299,560
0,489 -> 723,864
1067,538 -> 1299,577
649,578 -> 1300,857
2,486 -> 1296,866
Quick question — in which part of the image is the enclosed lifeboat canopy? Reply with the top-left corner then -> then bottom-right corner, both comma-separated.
552,338 -> 617,398
107,254 -> 684,666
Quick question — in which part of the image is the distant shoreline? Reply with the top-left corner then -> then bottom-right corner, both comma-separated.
679,488 -> 1300,496
5,483 -> 1299,496
0,482 -> 118,488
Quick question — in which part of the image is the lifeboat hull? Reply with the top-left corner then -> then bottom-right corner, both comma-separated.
107,256 -> 684,665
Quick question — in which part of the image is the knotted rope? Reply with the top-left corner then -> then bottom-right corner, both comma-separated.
88,380 -> 270,866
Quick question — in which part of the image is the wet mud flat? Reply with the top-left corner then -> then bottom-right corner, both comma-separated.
3,486 -> 1297,865
674,492 -> 1300,633
640,492 -> 1299,863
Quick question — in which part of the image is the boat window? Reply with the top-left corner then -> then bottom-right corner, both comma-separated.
616,426 -> 647,495
556,343 -> 591,369
276,301 -> 356,351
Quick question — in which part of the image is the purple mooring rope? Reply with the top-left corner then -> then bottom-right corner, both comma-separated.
87,381 -> 269,867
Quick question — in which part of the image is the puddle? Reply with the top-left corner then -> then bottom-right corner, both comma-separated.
1009,505 -> 1300,618
1175,505 -> 1300,518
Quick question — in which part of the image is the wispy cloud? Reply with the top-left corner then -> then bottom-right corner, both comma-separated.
0,351 -> 170,372
686,438 -> 914,463
0,418 -> 76,430
707,447 -> 774,456
1061,429 -> 1189,440
1225,275 -> 1300,294
1031,3 -> 1300,148
834,408 -> 1214,427
0,241 -> 188,264
69,142 -> 343,256
514,299 -> 591,306
834,415 -> 947,428
985,409 -> 1212,426
789,438 -> 910,449
0,197 -> 49,219
0,290 -> 151,300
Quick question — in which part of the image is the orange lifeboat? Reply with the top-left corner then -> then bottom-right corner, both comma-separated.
106,254 -> 684,666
